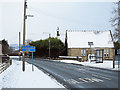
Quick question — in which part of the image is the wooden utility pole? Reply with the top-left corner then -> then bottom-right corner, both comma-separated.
49,33 -> 51,59
23,0 -> 27,71
19,32 -> 21,61
23,0 -> 27,46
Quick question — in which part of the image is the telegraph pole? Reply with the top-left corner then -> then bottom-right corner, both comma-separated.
118,1 -> 120,68
19,32 -> 21,61
49,33 -> 51,59
23,0 -> 27,71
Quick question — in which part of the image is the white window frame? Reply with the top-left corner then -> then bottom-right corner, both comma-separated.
81,49 -> 86,56
81,49 -> 83,56
84,49 -> 86,56
104,49 -> 109,57
106,49 -> 109,57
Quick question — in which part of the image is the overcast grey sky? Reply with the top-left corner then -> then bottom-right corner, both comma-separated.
0,0 -> 117,44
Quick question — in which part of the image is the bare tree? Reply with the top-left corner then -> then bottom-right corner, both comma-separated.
111,1 -> 120,44
118,2 -> 120,44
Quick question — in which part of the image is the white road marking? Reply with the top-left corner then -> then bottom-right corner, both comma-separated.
84,78 -> 95,82
92,74 -> 111,80
81,71 -> 86,73
91,78 -> 103,82
77,69 -> 86,73
79,78 -> 89,82
79,77 -> 103,83
64,79 -> 83,84
70,79 -> 81,84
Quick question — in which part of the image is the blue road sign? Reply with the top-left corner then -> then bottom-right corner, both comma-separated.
21,45 -> 35,52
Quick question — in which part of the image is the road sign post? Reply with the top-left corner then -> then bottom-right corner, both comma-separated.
118,49 -> 120,68
88,42 -> 94,62
21,45 -> 35,71
23,52 -> 25,71
32,52 -> 34,71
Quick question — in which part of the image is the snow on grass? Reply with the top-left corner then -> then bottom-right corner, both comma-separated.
53,60 -> 120,71
0,60 -> 65,89
10,56 -> 20,59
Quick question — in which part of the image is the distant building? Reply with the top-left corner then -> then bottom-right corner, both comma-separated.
66,30 -> 114,61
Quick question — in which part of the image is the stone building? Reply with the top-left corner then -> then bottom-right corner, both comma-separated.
66,30 -> 114,61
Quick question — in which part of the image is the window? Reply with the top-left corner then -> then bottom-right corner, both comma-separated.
81,49 -> 83,56
81,49 -> 86,56
104,49 -> 109,57
84,50 -> 86,56
106,49 -> 109,57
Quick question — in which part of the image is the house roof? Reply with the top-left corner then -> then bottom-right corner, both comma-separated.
67,30 -> 114,48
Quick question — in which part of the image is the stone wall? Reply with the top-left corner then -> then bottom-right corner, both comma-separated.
68,48 -> 114,60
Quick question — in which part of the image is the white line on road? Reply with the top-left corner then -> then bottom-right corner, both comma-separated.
64,79 -> 83,84
77,69 -> 86,73
91,78 -> 103,82
84,78 -> 95,82
79,77 -> 103,83
79,78 -> 89,83
92,74 -> 111,80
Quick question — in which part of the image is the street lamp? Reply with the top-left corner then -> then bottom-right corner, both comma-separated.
43,32 -> 51,59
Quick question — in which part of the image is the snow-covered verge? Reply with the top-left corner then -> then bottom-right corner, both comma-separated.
53,60 -> 120,71
0,60 -> 65,89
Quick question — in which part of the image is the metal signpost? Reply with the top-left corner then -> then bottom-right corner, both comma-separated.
21,45 -> 35,71
88,42 -> 94,62
118,49 -> 120,68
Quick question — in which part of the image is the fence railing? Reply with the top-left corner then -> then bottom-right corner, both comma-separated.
0,60 -> 11,74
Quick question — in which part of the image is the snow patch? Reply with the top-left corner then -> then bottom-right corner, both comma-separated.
53,60 -> 120,71
0,60 -> 65,89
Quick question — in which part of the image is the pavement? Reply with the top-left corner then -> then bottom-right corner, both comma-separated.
0,59 -> 65,89
22,58 -> 120,89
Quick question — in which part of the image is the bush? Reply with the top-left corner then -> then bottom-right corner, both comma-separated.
30,37 -> 65,58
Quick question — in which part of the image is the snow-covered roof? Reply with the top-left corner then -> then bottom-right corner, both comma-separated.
67,30 -> 114,48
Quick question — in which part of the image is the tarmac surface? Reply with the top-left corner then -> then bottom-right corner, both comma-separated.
20,58 -> 119,89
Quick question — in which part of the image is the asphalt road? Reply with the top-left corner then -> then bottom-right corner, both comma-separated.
23,58 -> 119,89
